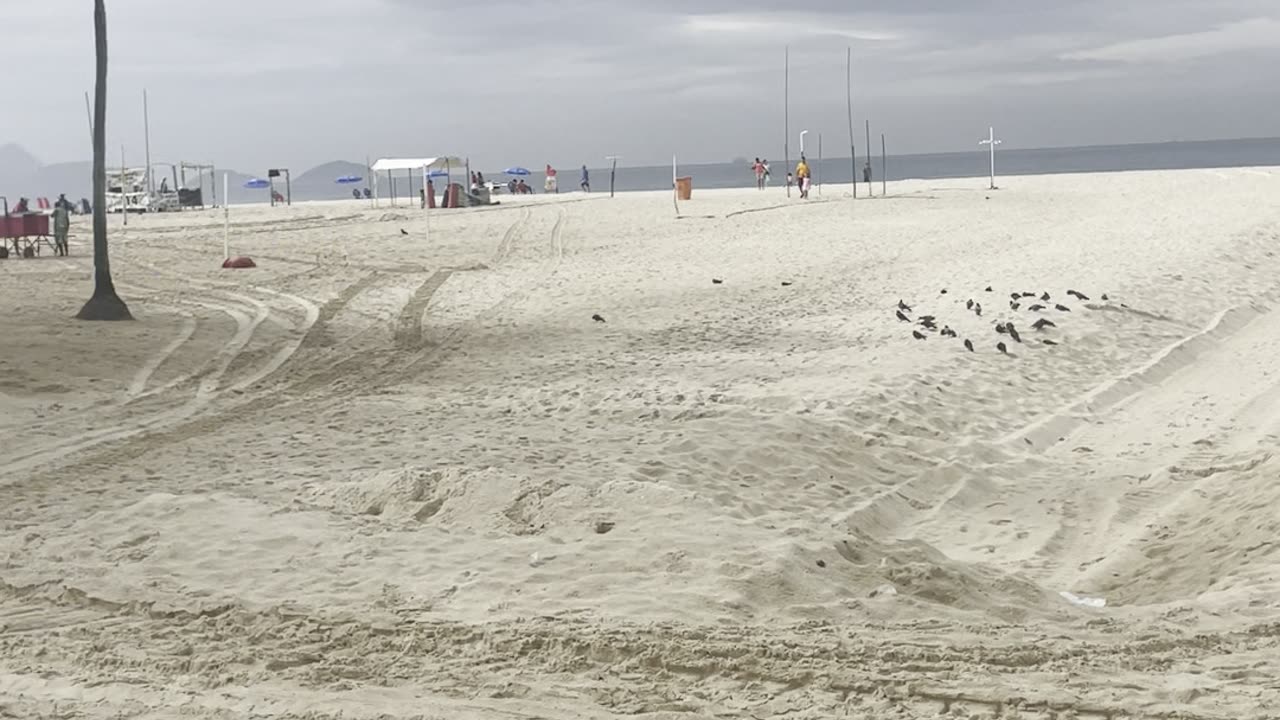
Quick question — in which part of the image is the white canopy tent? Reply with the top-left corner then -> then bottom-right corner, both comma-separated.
369,157 -> 466,208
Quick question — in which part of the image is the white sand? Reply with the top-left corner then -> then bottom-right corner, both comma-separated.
3,168 -> 1280,718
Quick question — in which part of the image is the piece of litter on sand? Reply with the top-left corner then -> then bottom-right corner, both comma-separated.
869,584 -> 898,599
1060,590 -> 1106,608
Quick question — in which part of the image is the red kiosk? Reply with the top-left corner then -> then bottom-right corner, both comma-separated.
1,197 -> 52,258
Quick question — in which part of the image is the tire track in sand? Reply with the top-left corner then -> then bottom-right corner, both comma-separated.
0,276 -> 320,479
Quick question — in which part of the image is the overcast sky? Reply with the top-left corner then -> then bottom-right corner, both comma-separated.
2,0 -> 1278,172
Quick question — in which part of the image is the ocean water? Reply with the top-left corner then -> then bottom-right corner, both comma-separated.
589,137 -> 1280,194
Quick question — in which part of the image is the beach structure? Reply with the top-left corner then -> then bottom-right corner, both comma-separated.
267,168 -> 291,206
370,157 -> 466,208
179,162 -> 218,207
105,167 -> 179,213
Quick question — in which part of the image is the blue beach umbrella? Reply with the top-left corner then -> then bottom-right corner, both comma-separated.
504,167 -> 530,176
244,178 -> 270,189
335,175 -> 362,184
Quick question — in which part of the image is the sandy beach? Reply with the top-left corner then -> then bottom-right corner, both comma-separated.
3,168 -> 1280,718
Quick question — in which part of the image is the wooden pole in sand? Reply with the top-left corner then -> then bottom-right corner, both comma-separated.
606,155 -> 620,198
784,46 -> 790,199
818,133 -> 823,196
120,146 -> 128,226
881,133 -> 887,197
865,119 -> 873,197
846,48 -> 856,201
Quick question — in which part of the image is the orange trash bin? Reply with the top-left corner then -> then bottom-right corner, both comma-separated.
675,176 -> 692,201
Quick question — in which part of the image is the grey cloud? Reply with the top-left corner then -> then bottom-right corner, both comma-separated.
1,0 -> 1277,176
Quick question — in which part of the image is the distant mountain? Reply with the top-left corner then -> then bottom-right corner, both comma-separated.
291,160 -> 371,200
0,144 -> 41,181
0,143 -> 374,205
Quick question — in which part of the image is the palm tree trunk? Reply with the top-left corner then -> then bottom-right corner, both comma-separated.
77,0 -> 132,321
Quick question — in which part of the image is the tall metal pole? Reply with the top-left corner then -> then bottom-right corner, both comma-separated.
846,48 -> 856,201
143,89 -> 153,195
784,46 -> 790,198
865,119 -> 873,197
881,133 -> 887,196
84,92 -> 94,148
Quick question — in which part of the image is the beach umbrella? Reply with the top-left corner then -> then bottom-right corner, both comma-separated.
504,167 -> 531,176
335,175 -> 362,184
244,178 -> 269,189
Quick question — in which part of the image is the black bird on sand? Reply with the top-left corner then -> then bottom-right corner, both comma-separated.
1021,292 -> 1036,298
920,318 -> 938,330
1040,292 -> 1051,301
781,281 -> 794,287
966,299 -> 975,310
712,278 -> 723,284
1043,339 -> 1059,346
1028,304 -> 1046,312
912,330 -> 927,340
974,303 -> 983,317
1067,289 -> 1090,300
592,314 -> 606,323
1101,293 -> 1110,301
964,339 -> 974,352
940,289 -> 948,295
896,310 -> 911,323
1055,303 -> 1071,312
898,299 -> 912,311
995,323 -> 1008,334
400,229 -> 409,235
941,326 -> 956,338
985,286 -> 994,292
1010,292 -> 1021,301
997,341 -> 1009,355
1009,326 -> 1022,343
1010,301 -> 1021,311
1032,318 -> 1057,330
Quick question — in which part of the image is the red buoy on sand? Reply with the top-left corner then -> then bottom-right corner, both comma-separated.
222,256 -> 256,269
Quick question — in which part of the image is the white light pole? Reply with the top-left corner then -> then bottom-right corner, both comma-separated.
222,172 -> 230,260
979,126 -> 1002,190
799,130 -> 809,156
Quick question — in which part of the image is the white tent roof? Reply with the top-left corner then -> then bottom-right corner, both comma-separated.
370,157 -> 464,172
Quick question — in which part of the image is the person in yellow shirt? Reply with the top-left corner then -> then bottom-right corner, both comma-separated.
795,156 -> 810,198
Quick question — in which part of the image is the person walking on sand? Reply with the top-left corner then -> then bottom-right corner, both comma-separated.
580,165 -> 590,192
545,164 -> 558,193
752,158 -> 765,190
796,156 -> 811,199
762,159 -> 772,187
52,199 -> 71,256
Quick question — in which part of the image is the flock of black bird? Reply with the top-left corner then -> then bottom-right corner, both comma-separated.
896,286 -> 1107,354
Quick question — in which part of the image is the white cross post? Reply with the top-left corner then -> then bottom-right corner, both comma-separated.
979,126 -> 1002,190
